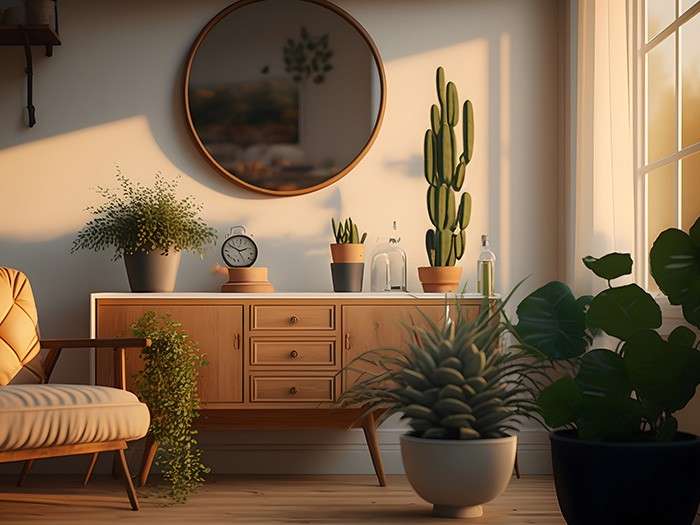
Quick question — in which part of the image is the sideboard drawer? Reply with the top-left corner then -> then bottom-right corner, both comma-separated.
251,376 -> 336,402
251,339 -> 336,367
251,305 -> 335,331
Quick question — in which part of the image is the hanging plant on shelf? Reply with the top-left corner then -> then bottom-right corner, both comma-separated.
133,311 -> 209,503
283,26 -> 334,84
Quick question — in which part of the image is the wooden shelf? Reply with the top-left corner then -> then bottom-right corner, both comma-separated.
0,25 -> 61,47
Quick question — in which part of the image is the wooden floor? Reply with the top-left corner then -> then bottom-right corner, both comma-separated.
0,475 -> 566,524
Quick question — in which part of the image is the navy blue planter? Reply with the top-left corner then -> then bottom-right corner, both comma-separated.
550,430 -> 700,525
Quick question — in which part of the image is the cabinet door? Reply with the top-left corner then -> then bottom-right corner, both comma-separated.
96,304 -> 244,404
342,304 -> 449,390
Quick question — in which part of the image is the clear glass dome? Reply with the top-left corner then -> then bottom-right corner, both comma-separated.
370,221 -> 407,292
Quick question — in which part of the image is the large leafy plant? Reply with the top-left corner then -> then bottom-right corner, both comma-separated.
339,294 -> 544,440
72,171 -> 217,260
514,216 -> 700,441
133,312 -> 209,503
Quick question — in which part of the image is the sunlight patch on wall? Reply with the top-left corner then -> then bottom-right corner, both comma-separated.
0,116 -> 337,243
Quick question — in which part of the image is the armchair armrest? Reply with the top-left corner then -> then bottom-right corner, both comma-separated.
40,338 -> 151,388
41,338 -> 150,349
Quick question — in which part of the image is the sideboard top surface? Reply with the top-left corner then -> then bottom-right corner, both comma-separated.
92,292 -> 493,300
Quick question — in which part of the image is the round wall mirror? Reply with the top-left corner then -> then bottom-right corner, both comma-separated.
184,0 -> 386,196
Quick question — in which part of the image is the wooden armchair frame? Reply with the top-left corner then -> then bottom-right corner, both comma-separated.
0,337 -> 150,511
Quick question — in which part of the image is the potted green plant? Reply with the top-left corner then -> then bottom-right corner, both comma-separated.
418,66 -> 473,293
513,216 -> 700,525
330,217 -> 367,292
72,171 -> 217,292
339,293 -> 542,518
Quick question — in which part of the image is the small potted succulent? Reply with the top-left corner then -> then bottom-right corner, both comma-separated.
340,292 -> 542,518
513,215 -> 700,525
330,217 -> 367,292
72,171 -> 217,292
419,66 -> 473,293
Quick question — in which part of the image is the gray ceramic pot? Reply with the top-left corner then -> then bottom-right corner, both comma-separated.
331,263 -> 364,292
123,250 -> 181,292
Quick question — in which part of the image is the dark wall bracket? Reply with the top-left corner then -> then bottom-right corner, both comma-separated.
0,0 -> 61,127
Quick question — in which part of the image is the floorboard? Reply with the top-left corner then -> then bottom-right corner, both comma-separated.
0,474 -> 675,525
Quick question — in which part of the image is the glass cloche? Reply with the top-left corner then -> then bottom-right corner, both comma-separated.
370,221 -> 407,292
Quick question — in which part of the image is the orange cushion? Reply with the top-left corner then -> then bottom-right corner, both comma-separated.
0,268 -> 42,385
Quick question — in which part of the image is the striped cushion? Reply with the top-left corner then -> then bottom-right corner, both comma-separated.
0,268 -> 43,385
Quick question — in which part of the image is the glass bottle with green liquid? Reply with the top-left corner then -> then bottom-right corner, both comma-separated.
477,234 -> 495,297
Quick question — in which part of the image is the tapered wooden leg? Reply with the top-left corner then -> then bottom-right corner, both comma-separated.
361,412 -> 386,487
111,451 -> 120,479
83,452 -> 99,487
514,453 -> 521,479
138,436 -> 158,487
117,448 -> 139,511
17,459 -> 33,487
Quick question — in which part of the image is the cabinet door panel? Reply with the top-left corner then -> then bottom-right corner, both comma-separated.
96,304 -> 244,404
342,304 -> 478,390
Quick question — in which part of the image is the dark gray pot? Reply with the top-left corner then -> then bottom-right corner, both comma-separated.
123,251 -> 181,292
331,263 -> 364,292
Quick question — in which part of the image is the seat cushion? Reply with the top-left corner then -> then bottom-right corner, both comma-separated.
0,384 -> 150,451
0,268 -> 43,385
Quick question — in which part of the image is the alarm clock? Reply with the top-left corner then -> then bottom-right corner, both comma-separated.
219,226 -> 274,293
221,226 -> 258,268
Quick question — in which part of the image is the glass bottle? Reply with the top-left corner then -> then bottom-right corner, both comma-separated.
370,221 -> 407,292
477,234 -> 496,297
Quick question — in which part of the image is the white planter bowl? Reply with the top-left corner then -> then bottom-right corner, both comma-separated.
400,434 -> 517,519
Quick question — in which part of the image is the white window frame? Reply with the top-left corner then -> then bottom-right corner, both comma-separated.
633,0 -> 700,291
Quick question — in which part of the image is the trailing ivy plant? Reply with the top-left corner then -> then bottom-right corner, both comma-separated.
513,216 -> 700,442
72,169 -> 217,260
133,311 -> 209,503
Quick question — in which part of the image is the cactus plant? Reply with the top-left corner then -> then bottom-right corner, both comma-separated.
331,217 -> 367,244
424,66 -> 473,267
339,293 -> 543,440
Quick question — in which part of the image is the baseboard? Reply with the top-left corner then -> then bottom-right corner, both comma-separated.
0,428 -> 552,476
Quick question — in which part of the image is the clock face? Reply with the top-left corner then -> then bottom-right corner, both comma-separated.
221,235 -> 258,267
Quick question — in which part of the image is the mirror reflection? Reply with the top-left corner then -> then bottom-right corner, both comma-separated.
186,0 -> 384,194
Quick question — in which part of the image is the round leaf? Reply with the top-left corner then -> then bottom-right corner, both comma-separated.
582,253 -> 633,281
515,281 -> 588,360
649,219 -> 700,304
576,395 -> 644,441
623,330 -> 700,412
668,326 -> 697,348
586,284 -> 661,340
538,377 -> 582,428
575,349 -> 631,399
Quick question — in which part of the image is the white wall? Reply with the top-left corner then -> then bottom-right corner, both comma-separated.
0,0 -> 559,474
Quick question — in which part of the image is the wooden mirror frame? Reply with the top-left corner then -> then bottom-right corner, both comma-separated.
184,0 -> 387,197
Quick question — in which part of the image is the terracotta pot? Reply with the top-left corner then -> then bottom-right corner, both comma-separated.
400,434 -> 517,518
123,250 -> 180,292
330,243 -> 364,263
417,266 -> 462,293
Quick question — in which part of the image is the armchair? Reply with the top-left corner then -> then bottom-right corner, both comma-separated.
0,268 -> 151,510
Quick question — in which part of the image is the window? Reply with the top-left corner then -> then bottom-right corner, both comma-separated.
635,0 -> 700,290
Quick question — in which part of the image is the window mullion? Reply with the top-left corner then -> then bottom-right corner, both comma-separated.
675,7 -> 682,229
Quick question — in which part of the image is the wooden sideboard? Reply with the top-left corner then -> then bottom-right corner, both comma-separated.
91,292 -> 484,486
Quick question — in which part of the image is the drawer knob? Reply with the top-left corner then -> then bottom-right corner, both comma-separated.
290,350 -> 299,359
289,315 -> 299,325
289,386 -> 298,395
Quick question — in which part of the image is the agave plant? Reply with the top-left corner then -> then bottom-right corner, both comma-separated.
339,294 -> 545,440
